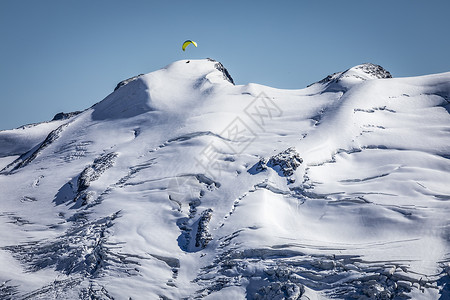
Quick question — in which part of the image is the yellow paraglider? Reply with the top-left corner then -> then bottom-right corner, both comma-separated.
182,40 -> 197,51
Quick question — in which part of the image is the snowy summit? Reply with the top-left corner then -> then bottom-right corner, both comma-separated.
0,58 -> 449,299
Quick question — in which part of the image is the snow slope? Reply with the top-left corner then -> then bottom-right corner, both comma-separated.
0,59 -> 449,299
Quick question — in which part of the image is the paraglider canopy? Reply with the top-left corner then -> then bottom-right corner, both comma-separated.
182,40 -> 197,51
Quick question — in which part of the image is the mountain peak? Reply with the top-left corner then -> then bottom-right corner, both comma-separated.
1,59 -> 449,299
92,59 -> 235,121
206,58 -> 235,85
161,58 -> 234,86
113,59 -> 234,93
350,63 -> 392,79
308,63 -> 392,90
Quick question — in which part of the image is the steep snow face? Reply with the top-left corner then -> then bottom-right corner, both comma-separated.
0,59 -> 449,299
0,120 -> 69,167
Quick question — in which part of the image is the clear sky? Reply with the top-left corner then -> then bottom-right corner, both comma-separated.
1,0 -> 449,130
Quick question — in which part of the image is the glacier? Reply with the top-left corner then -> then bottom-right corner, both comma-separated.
0,58 -> 449,299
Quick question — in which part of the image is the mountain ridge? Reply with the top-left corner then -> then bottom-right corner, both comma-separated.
0,59 -> 449,299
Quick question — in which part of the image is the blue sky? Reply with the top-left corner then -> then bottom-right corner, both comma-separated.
1,0 -> 449,130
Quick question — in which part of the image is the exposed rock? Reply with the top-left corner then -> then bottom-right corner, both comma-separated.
207,58 -> 235,85
79,282 -> 115,300
51,111 -> 82,121
77,152 -> 118,192
353,63 -> 392,79
195,208 -> 213,248
308,63 -> 392,88
254,147 -> 303,177
75,152 -> 118,205
310,71 -> 343,87
114,74 -> 144,91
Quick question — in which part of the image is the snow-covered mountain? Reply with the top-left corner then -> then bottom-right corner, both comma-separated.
0,58 -> 449,299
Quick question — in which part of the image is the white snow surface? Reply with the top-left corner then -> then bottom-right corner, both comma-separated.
0,59 -> 449,299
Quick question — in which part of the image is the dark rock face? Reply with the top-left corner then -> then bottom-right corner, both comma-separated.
254,147 -> 303,177
353,63 -> 392,79
253,280 -> 304,300
75,152 -> 118,205
195,208 -> 213,248
308,63 -> 392,88
207,58 -> 235,85
77,152 -> 118,192
114,74 -> 144,91
267,147 -> 303,177
312,72 -> 342,86
52,111 -> 82,121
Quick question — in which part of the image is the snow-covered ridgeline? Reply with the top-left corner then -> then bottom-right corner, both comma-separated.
0,59 -> 449,299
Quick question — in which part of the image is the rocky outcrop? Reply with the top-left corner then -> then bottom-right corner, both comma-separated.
207,58 -> 235,85
308,63 -> 392,88
254,280 -> 304,300
75,152 -> 118,205
352,63 -> 392,79
114,74 -> 144,91
52,111 -> 82,121
254,147 -> 303,177
195,208 -> 213,248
